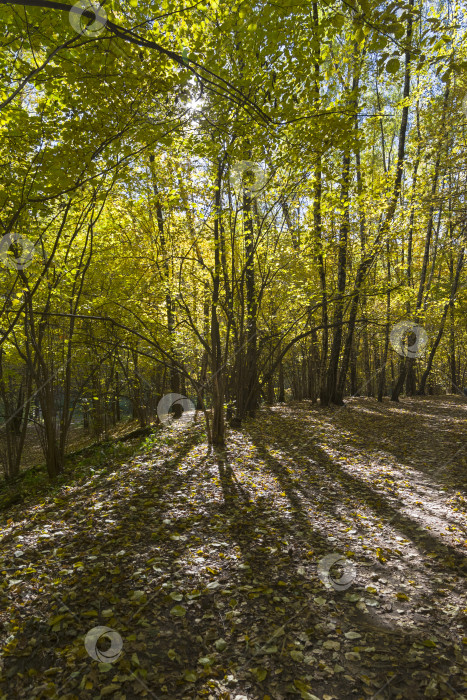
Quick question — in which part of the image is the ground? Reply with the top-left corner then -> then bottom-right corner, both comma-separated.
0,395 -> 466,699
14,417 -> 139,473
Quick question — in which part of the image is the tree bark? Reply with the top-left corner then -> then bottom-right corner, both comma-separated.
392,85 -> 450,401
210,159 -> 226,445
418,247 -> 464,394
337,0 -> 415,403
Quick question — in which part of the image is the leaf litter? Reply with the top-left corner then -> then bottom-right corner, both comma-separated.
0,395 -> 466,699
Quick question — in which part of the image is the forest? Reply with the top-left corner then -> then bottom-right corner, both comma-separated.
0,0 -> 466,698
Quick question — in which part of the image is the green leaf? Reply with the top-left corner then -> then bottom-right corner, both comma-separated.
101,685 -> 122,697
386,58 -> 400,74
170,605 -> 187,617
422,639 -> 437,648
290,649 -> 303,661
98,663 -> 113,672
198,656 -> 213,666
250,667 -> 267,681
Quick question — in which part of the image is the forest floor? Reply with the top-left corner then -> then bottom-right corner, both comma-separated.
0,395 -> 466,700
13,418 -> 141,473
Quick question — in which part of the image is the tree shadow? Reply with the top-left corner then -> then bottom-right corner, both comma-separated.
2,411 -> 466,700
243,409 -> 467,573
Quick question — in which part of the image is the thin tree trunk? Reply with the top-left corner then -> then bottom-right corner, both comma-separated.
149,155 -> 179,394
392,86 -> 450,401
325,152 -> 350,406
419,247 -> 464,393
210,159 -> 226,445
337,0 -> 414,403
278,356 -> 285,402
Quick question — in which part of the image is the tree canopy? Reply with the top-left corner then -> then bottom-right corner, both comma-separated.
0,0 -> 466,471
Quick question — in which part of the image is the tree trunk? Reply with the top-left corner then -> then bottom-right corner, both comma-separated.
325,152 -> 350,405
149,155 -> 180,394
418,247 -> 464,394
339,1 -> 414,403
244,188 -> 258,416
378,244 -> 391,402
210,159 -> 226,445
278,357 -> 285,402
392,85 -> 449,401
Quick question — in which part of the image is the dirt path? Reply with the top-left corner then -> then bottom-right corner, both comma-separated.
0,396 -> 466,699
